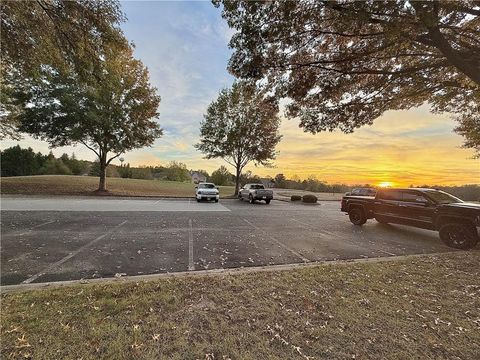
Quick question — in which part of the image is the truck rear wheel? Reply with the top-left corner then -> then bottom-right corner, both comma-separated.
265,199 -> 271,204
349,207 -> 367,225
439,223 -> 478,250
249,195 -> 255,204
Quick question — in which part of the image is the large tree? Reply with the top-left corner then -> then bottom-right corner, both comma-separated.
454,111 -> 480,159
195,82 -> 282,195
14,44 -> 162,192
0,0 -> 126,139
215,1 -> 480,134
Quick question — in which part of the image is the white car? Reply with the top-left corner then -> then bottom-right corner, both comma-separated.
195,182 -> 219,202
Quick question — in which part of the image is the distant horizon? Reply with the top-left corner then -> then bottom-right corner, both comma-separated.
1,1 -> 479,188
1,144 -> 478,188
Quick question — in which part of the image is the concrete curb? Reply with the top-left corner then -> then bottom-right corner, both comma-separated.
0,251 -> 465,294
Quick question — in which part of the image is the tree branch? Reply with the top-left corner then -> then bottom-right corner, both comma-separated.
80,140 -> 100,158
106,152 -> 122,165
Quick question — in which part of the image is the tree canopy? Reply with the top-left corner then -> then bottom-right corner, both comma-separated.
14,44 -> 162,191
0,0 -> 127,140
211,165 -> 233,186
195,81 -> 282,194
1,0 -> 126,80
215,0 -> 480,134
454,110 -> 480,159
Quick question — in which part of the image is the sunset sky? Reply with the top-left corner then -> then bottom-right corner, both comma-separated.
2,1 -> 479,186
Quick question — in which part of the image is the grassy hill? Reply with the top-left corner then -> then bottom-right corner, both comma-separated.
0,175 -> 235,197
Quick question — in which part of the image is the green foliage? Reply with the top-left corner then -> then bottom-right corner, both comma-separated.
118,164 -> 133,179
239,170 -> 261,186
195,81 -> 282,194
15,43 -> 162,191
454,110 -> 480,159
164,161 -> 190,182
1,0 -> 126,83
216,1 -> 480,134
0,146 -> 45,176
0,1 -> 127,140
130,167 -> 154,180
210,166 -> 233,185
60,153 -> 89,175
274,173 -> 286,188
302,194 -> 318,203
88,162 -> 120,178
40,158 -> 72,176
290,195 -> 302,202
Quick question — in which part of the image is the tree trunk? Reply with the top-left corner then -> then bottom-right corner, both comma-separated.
234,166 -> 241,196
98,153 -> 107,192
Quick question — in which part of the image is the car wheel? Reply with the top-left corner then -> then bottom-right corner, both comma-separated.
238,194 -> 243,201
265,199 -> 271,204
349,207 -> 367,225
249,195 -> 255,204
215,199 -> 219,203
439,223 -> 478,250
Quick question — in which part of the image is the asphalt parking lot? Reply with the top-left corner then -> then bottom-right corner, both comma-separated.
1,197 -> 458,286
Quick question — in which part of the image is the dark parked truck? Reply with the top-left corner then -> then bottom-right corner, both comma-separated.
341,188 -> 480,249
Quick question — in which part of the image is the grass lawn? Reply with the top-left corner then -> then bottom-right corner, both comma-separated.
0,175 -> 236,197
2,252 -> 479,359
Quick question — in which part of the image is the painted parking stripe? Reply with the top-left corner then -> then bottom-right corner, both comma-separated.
188,219 -> 194,271
243,218 -> 310,263
18,220 -> 56,236
21,220 -> 128,284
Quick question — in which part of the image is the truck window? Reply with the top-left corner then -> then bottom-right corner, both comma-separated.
377,190 -> 402,201
402,191 -> 427,203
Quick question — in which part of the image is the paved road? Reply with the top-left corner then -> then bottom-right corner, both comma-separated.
1,197 -> 457,286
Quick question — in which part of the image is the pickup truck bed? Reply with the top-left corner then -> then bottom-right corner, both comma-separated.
341,188 -> 480,250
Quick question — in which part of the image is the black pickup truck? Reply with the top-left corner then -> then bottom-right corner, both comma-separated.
341,188 -> 480,249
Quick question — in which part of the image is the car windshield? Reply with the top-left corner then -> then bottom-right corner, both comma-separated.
199,184 -> 215,189
251,184 -> 265,189
425,190 -> 463,204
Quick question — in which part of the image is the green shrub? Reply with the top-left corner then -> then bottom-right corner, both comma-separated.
291,195 -> 302,201
302,194 -> 318,203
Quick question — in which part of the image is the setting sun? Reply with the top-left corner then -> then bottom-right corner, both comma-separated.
378,182 -> 394,188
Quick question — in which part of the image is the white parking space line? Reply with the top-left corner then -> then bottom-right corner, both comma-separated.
188,219 -> 194,271
243,218 -> 310,263
21,220 -> 128,284
18,220 -> 56,236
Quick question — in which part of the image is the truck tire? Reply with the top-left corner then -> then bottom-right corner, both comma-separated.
249,195 -> 255,204
266,199 -> 271,204
439,223 -> 478,250
349,207 -> 367,225
238,195 -> 243,201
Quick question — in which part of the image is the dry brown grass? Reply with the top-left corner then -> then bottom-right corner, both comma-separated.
2,252 -> 479,359
0,175 -> 235,197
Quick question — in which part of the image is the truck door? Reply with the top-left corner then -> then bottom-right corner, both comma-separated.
398,190 -> 435,229
374,189 -> 403,223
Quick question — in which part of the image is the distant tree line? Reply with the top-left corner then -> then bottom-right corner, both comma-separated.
0,146 -> 204,183
1,146 -> 89,177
